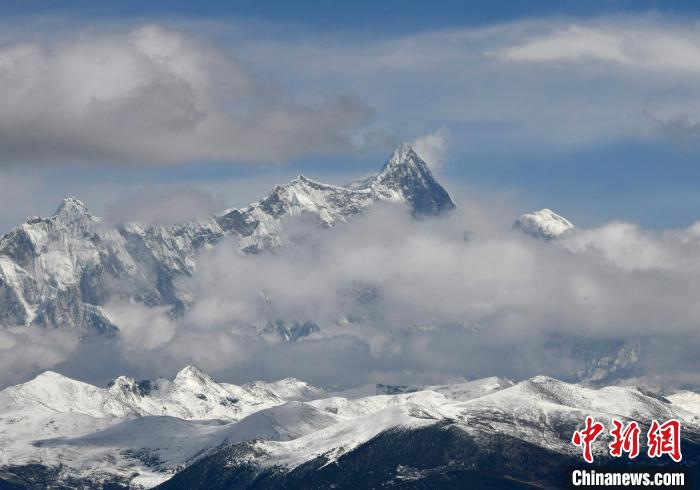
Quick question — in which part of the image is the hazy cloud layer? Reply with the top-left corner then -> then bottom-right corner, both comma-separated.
103,186 -> 225,225
0,24 -> 373,165
232,15 -> 700,153
0,327 -> 78,388
500,22 -> 700,73
4,199 -> 700,390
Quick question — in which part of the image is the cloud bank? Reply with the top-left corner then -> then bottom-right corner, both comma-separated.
4,199 -> 700,391
0,24 -> 372,165
4,15 -> 700,167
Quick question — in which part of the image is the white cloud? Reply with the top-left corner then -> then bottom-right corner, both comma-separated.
4,15 -> 700,165
501,25 -> 632,65
104,302 -> 176,350
412,128 -> 449,171
232,15 -> 700,153
0,24 -> 373,165
3,199 -> 700,389
500,22 -> 700,74
20,201 -> 698,389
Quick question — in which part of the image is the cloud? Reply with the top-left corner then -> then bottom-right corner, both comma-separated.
0,327 -> 78,388
4,15 -> 700,165
412,128 -> 449,171
500,22 -> 700,74
13,200 -> 697,391
104,302 -> 177,350
0,24 -> 373,165
227,15 -> 700,154
501,25 -> 632,65
103,186 -> 225,225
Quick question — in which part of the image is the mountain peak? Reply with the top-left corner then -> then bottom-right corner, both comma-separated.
370,143 -> 455,217
381,142 -> 422,174
512,208 -> 574,240
174,365 -> 213,385
54,196 -> 91,218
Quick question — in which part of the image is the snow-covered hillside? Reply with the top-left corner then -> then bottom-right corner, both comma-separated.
1,368 -> 697,488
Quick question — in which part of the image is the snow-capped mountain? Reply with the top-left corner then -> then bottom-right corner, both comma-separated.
0,366 -> 327,488
1,368 -> 697,489
512,208 -> 574,240
0,144 -> 455,336
215,142 -> 455,252
0,197 -> 224,335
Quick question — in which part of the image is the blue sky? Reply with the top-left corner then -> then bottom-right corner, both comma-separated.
1,1 -> 696,29
1,1 -> 700,230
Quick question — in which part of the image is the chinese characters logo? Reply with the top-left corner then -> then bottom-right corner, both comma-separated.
572,417 -> 682,463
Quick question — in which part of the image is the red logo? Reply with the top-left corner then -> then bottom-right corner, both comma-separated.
609,419 -> 640,459
647,419 -> 682,462
572,417 -> 682,463
572,416 -> 605,463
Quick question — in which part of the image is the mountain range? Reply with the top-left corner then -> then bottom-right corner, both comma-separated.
0,143 -> 461,337
0,142 -> 573,339
0,366 -> 697,489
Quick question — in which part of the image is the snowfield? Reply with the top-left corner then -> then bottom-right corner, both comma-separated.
1,367 -> 697,488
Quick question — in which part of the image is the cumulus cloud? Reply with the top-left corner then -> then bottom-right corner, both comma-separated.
0,24 -> 373,165
13,200 -> 698,391
4,15 -> 700,164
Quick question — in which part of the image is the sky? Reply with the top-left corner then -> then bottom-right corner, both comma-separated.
1,1 -> 700,231
4,2 -> 700,389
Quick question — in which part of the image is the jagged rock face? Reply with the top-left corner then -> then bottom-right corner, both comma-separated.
0,197 -> 224,334
365,142 -> 456,217
0,144 -> 455,335
512,208 -> 574,240
216,142 -> 456,252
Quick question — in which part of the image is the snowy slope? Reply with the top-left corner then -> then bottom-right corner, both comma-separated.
2,368 -> 698,489
215,142 -> 455,252
0,367 -> 330,487
0,365 -> 319,421
512,208 -> 575,240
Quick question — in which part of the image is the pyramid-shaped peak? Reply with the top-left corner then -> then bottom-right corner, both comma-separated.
54,196 -> 91,217
174,365 -> 213,384
368,143 -> 455,217
383,142 -> 425,172
395,141 -> 416,157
